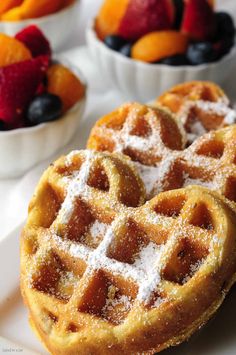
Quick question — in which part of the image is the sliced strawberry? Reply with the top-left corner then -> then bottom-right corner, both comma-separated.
15,25 -> 51,58
36,82 -> 47,95
118,0 -> 175,41
181,0 -> 216,41
0,56 -> 48,127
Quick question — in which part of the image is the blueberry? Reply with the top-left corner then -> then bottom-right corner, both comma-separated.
215,12 -> 235,39
160,54 -> 189,66
218,37 -> 235,58
187,42 -> 217,65
119,43 -> 132,57
104,35 -> 127,51
173,0 -> 184,29
27,93 -> 62,125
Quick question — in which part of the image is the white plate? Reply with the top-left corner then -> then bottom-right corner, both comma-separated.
0,225 -> 236,354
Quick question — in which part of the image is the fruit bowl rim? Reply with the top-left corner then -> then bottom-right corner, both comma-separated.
0,0 -> 80,25
88,19 -> 236,71
0,56 -> 87,136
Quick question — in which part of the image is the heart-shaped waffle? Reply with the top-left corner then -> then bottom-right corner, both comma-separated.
21,150 -> 236,354
156,81 -> 236,143
87,103 -> 236,204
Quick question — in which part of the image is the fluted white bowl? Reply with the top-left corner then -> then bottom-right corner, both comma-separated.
0,60 -> 86,178
0,0 -> 80,51
86,20 -> 236,102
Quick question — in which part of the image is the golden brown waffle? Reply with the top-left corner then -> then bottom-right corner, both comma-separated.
21,149 -> 236,354
87,102 -> 187,166
87,103 -> 236,203
156,81 -> 236,143
134,124 -> 236,202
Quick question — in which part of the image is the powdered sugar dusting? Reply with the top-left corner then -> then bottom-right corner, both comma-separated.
182,173 -> 216,190
57,151 -> 94,225
135,242 -> 163,302
134,162 -> 160,197
90,220 -> 108,240
182,259 -> 204,284
52,211 -> 166,304
187,121 -> 207,143
103,104 -> 184,157
178,100 -> 236,131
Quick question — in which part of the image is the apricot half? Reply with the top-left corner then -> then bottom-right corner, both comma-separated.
132,31 -> 189,63
0,34 -> 31,67
95,0 -> 129,40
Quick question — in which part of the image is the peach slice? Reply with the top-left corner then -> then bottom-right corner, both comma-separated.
47,64 -> 85,112
132,31 -> 189,63
95,0 -> 129,40
1,0 -> 64,21
0,0 -> 23,16
0,34 -> 31,67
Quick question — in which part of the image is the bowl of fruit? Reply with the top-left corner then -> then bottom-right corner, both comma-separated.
0,25 -> 86,178
87,0 -> 236,102
0,0 -> 80,50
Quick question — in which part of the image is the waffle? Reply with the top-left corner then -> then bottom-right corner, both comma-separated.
156,81 -> 236,143
87,102 -> 187,166
87,103 -> 236,203
21,149 -> 236,354
135,124 -> 236,202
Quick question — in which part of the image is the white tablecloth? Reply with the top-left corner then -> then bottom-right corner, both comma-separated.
1,0 -> 236,239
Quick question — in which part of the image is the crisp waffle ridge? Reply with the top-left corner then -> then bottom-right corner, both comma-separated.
157,81 -> 236,143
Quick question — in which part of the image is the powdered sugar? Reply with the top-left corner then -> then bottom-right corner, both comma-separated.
187,121 -> 207,143
90,220 -> 108,240
134,162 -> 160,197
182,173 -> 216,190
52,211 -> 166,304
178,100 -> 236,132
102,291 -> 132,314
57,151 -> 93,225
65,150 -> 80,167
104,104 -> 182,158
182,259 -> 204,284
135,242 -> 163,302
152,155 -> 177,195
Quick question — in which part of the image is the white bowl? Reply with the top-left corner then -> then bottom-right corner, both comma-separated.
0,61 -> 86,179
0,0 -> 80,51
86,20 -> 236,102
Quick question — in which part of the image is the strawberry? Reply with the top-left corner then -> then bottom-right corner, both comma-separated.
181,0 -> 216,41
0,56 -> 49,128
15,25 -> 51,58
118,0 -> 175,41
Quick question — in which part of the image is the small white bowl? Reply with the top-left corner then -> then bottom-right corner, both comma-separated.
86,20 -> 236,102
0,61 -> 86,179
0,0 -> 80,51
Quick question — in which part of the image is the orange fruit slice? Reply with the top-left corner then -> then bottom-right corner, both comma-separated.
1,7 -> 22,21
0,0 -> 23,16
2,0 -> 64,21
132,31 -> 189,63
95,0 -> 129,40
47,64 -> 85,112
0,34 -> 32,67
